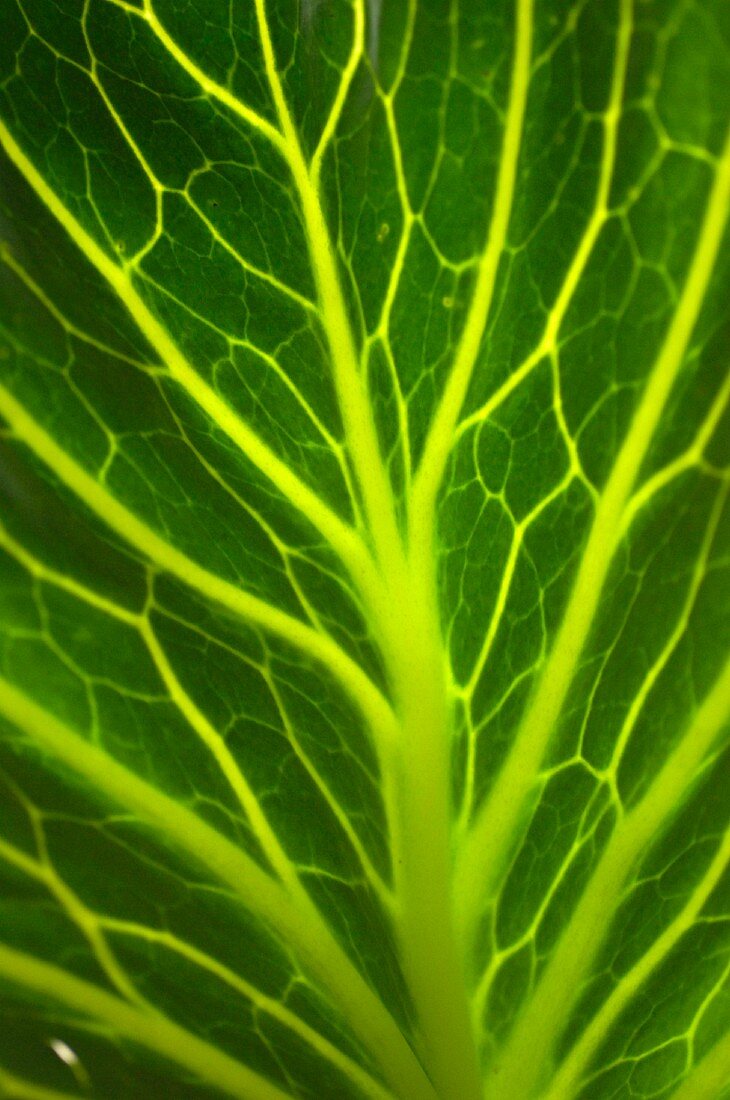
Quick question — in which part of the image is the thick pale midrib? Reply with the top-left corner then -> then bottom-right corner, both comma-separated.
0,383 -> 399,761
542,826 -> 730,1100
376,11 -> 534,1087
407,0 -> 533,562
455,122 -> 730,941
488,655 -> 730,1098
0,942 -> 292,1100
0,678 -> 436,1100
376,579 -> 483,1100
251,0 -> 404,582
670,1033 -> 730,1100
0,120 -> 373,591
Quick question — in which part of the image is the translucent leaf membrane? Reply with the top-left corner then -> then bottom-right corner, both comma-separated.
0,1 -> 728,1098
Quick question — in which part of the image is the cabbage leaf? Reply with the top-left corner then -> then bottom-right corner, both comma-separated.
0,0 -> 729,1097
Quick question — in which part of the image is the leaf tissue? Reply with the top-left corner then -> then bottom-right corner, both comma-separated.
0,0 -> 728,1097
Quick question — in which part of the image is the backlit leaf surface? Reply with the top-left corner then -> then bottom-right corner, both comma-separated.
0,1 -> 728,1097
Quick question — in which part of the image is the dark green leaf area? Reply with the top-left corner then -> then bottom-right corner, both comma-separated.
389,223 -> 471,465
264,646 -> 390,881
0,444 -> 147,615
654,2 -> 730,156
0,771 -> 298,1011
155,377 -> 355,537
187,161 -> 315,300
151,0 -> 273,123
421,85 -> 500,267
580,922 -> 730,1100
440,490 -> 514,687
274,0 -> 356,158
106,934 -> 366,1100
136,193 -> 304,343
616,505 -> 729,808
101,437 -> 304,613
390,2 -> 450,214
0,864 -> 108,984
0,41 -> 154,257
563,475 -> 727,775
0,1018 -> 214,1100
0,574 -> 276,864
466,481 -> 593,773
365,338 -> 409,506
531,805 -> 615,961
625,154 -> 715,294
575,1043 -> 689,1100
495,363 -> 572,519
0,155 -> 154,361
619,767 -> 728,967
484,944 -> 532,1044
517,118 -> 605,305
460,253 -> 545,421
84,0 -> 273,189
494,765 -> 603,948
302,872 -> 415,1041
334,97 -> 404,336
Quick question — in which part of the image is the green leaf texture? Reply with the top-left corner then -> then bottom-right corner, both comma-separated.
0,0 -> 728,1097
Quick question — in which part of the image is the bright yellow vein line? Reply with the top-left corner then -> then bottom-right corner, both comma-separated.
136,0 -> 285,153
0,118 -> 373,591
147,0 -> 404,581
543,827 -> 730,1100
0,678 -> 435,1100
0,832 -> 147,1010
2,506 -> 392,907
457,0 -> 631,444
0,833 -> 391,1100
408,0 -> 533,561
670,1033 -> 730,1100
455,117 -> 730,940
310,0 -> 365,184
0,942 -> 292,1100
251,0 -> 405,581
0,383 -> 399,763
139,620 -> 306,893
489,654 -> 730,1098
97,919 -> 393,1100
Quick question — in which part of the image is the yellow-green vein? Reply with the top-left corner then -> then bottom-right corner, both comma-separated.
408,0 -> 533,564
310,0 -> 366,185
0,942 -> 292,1100
543,827 -> 730,1100
0,118 -> 372,589
455,117 -> 730,943
0,678 -> 436,1100
98,918 -> 393,1100
0,383 -> 399,765
487,655 -> 730,1097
